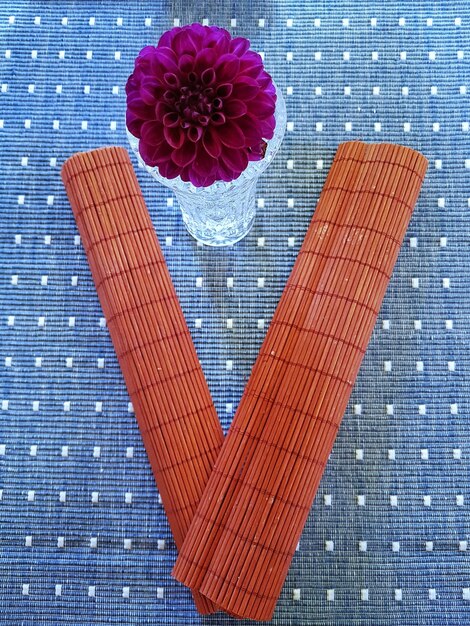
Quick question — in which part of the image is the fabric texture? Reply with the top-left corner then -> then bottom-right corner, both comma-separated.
0,1 -> 469,625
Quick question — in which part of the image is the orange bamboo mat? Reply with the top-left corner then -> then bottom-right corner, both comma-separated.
61,146 -> 224,615
172,141 -> 428,621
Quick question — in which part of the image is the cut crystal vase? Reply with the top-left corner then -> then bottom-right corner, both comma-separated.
127,85 -> 286,246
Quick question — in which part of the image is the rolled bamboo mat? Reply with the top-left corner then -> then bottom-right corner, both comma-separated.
172,141 -> 428,621
61,146 -> 224,615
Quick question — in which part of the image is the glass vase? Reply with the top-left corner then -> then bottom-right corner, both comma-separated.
127,85 -> 286,246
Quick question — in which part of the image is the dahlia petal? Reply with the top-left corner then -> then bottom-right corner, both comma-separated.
205,27 -> 231,52
240,50 -> 264,64
126,112 -> 144,137
163,112 -> 180,128
203,87 -> 215,98
163,90 -> 177,104
230,37 -> 250,57
259,115 -> 276,140
219,120 -> 246,149
192,144 -> 218,176
187,27 -> 203,49
187,125 -> 203,142
178,54 -> 194,73
240,66 -> 263,80
212,98 -> 223,111
223,99 -> 248,119
247,140 -> 267,161
239,51 -> 264,77
158,28 -> 179,49
217,160 -> 237,182
171,140 -> 197,167
157,46 -> 178,64
135,46 -> 157,73
210,26 -> 231,40
172,29 -> 199,57
267,86 -> 277,100
188,168 -> 207,187
154,139 -> 173,160
155,101 -> 173,121
140,79 -> 165,105
194,48 -> 217,73
130,66 -> 146,83
158,158 -> 181,180
185,23 -> 206,43
220,146 -> 249,173
138,143 -> 160,166
211,112 -> 226,126
247,151 -> 262,162
164,72 -> 180,88
231,76 -> 260,101
201,67 -> 216,86
257,73 -> 275,91
236,114 -> 264,143
202,127 -> 222,158
214,53 -> 240,82
216,83 -> 233,98
203,174 -> 218,187
125,74 -> 140,96
137,45 -> 156,60
153,47 -> 179,77
247,92 -> 276,119
140,120 -> 165,145
127,95 -> 155,120
164,125 -> 185,149
139,139 -> 172,167
179,166 -> 191,183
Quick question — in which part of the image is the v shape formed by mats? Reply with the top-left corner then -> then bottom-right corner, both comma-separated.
62,141 -> 427,620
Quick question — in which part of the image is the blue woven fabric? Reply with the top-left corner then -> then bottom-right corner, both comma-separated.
1,1 -> 469,624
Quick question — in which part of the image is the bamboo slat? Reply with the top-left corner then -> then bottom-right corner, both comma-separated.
61,146 -> 224,615
172,141 -> 428,621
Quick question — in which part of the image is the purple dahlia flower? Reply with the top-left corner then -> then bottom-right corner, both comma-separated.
126,23 -> 276,187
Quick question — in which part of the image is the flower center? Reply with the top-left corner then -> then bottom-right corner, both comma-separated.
176,84 -> 214,126
164,72 -> 227,132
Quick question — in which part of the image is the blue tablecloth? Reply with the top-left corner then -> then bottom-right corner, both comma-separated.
1,1 -> 469,624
